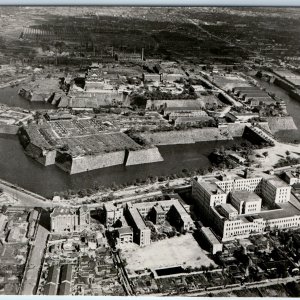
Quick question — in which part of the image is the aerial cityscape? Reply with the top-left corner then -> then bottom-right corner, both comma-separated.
2,6 -> 300,296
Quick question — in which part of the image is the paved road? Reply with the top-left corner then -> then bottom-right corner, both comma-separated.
21,225 -> 49,295
188,18 -> 257,56
0,179 -> 52,207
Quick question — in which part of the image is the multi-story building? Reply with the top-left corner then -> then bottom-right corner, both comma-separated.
133,199 -> 194,231
191,177 -> 227,214
192,173 -> 300,242
230,190 -> 262,215
167,201 -> 195,232
50,206 -> 90,233
262,177 -> 291,204
125,204 -> 151,247
103,203 -> 123,227
199,227 -> 223,255
216,173 -> 262,194
283,170 -> 300,185
216,203 -> 238,221
150,204 -> 166,225
116,227 -> 133,244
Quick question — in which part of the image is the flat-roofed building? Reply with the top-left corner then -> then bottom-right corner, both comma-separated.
150,204 -> 166,225
125,204 -> 151,247
262,177 -> 291,204
230,190 -> 262,215
142,73 -> 161,82
50,206 -> 90,233
193,173 -> 300,242
103,203 -> 123,227
200,227 -> 223,254
116,226 -> 133,243
164,106 -> 205,117
216,203 -> 238,220
216,175 -> 263,194
283,170 -> 300,186
167,201 -> 195,232
192,177 -> 227,213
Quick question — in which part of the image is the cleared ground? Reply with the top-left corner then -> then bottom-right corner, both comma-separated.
119,234 -> 216,273
253,141 -> 300,169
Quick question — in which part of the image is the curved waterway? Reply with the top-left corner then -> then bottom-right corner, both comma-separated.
0,86 -> 54,110
255,77 -> 300,142
0,86 -> 240,198
0,134 -> 239,198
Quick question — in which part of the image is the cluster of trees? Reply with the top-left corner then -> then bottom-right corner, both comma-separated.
130,85 -> 198,108
174,118 -> 218,131
274,156 -> 300,168
53,166 -> 213,201
126,130 -> 150,146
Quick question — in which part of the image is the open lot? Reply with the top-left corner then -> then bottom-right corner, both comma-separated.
253,141 -> 300,169
119,234 -> 216,273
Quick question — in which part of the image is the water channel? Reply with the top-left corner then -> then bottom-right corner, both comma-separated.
1,80 -> 300,198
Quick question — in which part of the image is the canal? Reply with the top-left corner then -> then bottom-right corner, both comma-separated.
254,76 -> 300,142
0,86 -> 54,110
2,82 -> 291,199
0,133 -> 240,198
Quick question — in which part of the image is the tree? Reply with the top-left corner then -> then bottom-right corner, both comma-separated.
113,219 -> 122,228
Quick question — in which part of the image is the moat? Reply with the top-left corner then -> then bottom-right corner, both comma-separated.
1,82 -> 300,198
0,133 -> 239,198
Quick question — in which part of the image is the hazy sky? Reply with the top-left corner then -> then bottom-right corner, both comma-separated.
0,0 -> 298,6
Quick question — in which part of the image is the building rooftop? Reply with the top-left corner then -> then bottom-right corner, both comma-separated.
153,204 -> 165,214
60,264 -> 72,283
58,282 -> 71,295
218,203 -> 238,215
46,265 -> 60,285
201,227 -> 221,245
267,177 -> 290,188
44,283 -> 57,295
198,178 -> 226,195
127,206 -> 148,230
117,226 -> 133,235
257,202 -> 300,221
164,106 -> 202,112
51,207 -> 75,217
231,190 -> 262,203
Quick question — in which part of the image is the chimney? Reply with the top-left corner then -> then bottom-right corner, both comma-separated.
141,48 -> 144,61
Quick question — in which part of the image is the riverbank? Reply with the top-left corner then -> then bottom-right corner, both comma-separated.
0,133 -> 240,198
0,77 -> 28,89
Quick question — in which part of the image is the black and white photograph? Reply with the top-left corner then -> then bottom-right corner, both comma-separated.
1,4 -> 300,297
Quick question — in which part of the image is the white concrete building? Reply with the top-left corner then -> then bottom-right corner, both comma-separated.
230,190 -> 262,215
262,177 -> 291,204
